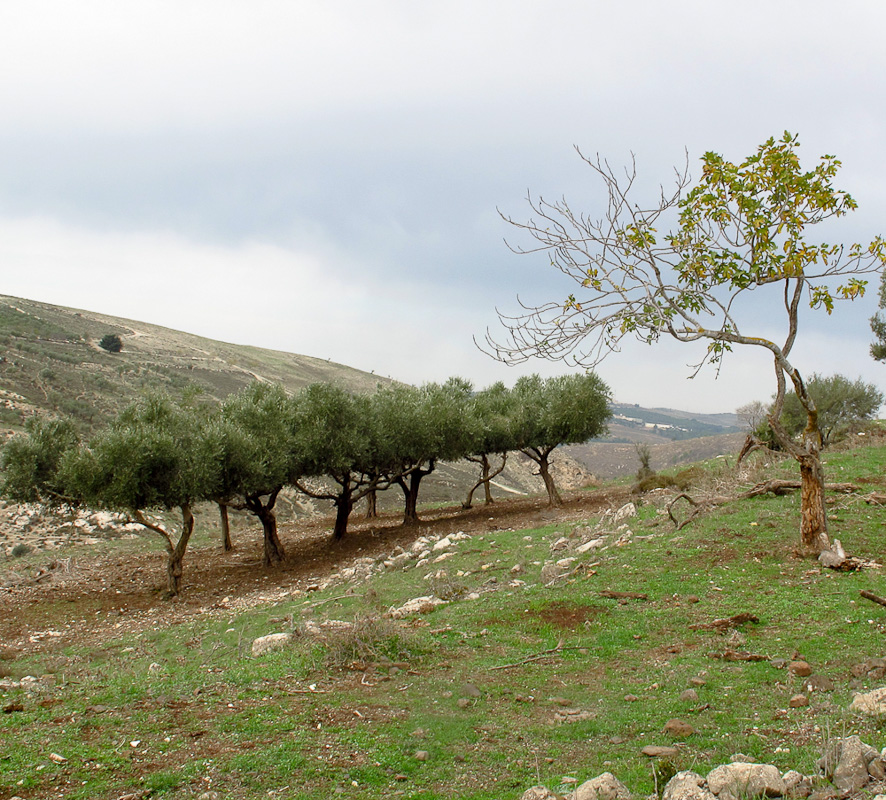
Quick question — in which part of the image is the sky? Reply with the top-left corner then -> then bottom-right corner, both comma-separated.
2,1 -> 886,413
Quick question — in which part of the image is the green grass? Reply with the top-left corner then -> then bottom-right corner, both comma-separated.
2,443 -> 886,798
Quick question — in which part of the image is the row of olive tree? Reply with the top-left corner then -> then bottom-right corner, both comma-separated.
1,373 -> 611,596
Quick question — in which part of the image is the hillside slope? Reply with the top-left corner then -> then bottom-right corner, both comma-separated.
0,294 -> 388,433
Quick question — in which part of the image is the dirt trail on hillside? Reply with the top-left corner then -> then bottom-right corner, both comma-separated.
0,488 -> 631,658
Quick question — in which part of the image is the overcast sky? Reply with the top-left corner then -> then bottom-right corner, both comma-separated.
2,1 -> 885,412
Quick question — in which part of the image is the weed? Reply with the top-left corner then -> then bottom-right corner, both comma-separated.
322,613 -> 427,668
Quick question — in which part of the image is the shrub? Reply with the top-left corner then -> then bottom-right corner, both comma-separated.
98,333 -> 123,353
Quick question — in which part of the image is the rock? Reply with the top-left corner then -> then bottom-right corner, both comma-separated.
461,683 -> 482,698
803,675 -> 834,692
662,771 -> 716,800
789,694 -> 809,708
624,694 -> 640,702
251,632 -> 293,656
521,787 -> 558,800
687,595 -> 700,604
788,661 -> 813,677
388,596 -> 447,618
819,735 -> 878,793
574,772 -> 632,800
689,677 -> 707,687
642,745 -> 679,759
663,718 -> 695,738
576,538 -> 605,554
850,687 -> 886,716
706,762 -> 785,800
782,771 -> 812,798
432,536 -> 453,551
868,758 -> 886,781
613,503 -> 637,523
414,750 -> 429,761
679,689 -> 699,703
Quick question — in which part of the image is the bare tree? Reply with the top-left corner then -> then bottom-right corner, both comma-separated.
483,133 -> 886,555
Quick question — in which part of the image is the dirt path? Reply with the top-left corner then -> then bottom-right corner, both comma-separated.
0,488 -> 631,658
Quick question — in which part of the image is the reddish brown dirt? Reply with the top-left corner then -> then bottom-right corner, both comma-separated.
0,488 -> 630,657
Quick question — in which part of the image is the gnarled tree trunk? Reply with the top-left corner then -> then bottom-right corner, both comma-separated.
218,502 -> 233,552
245,489 -> 285,566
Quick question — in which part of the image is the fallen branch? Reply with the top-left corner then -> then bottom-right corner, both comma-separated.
689,613 -> 759,632
865,493 -> 886,506
489,640 -> 583,671
709,649 -> 768,662
860,590 -> 886,608
599,590 -> 648,601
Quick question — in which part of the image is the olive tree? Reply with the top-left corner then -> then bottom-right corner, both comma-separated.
290,382 -> 383,541
485,133 -> 886,553
871,270 -> 886,362
372,379 -> 478,525
510,373 -> 611,507
63,394 -> 212,596
220,382 -> 297,565
0,415 -> 80,505
462,381 -> 518,509
777,374 -> 883,447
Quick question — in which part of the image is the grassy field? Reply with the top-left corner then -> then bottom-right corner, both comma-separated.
1,441 -> 886,799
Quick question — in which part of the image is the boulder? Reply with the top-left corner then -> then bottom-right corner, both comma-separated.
850,687 -> 886,717
521,787 -> 559,800
251,632 -> 293,657
662,771 -> 716,800
706,762 -> 785,800
388,596 -> 447,619
574,772 -> 632,800
819,735 -> 878,793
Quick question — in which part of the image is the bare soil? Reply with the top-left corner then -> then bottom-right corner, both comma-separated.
0,487 -> 631,659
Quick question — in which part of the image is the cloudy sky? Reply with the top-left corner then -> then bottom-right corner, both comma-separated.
2,1 -> 885,412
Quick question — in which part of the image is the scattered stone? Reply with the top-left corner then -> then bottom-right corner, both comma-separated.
662,771 -> 716,800
706,762 -> 785,800
2,702 -> 23,713
782,771 -> 812,798
770,658 -> 788,669
414,750 -> 429,761
48,752 -> 67,763
457,698 -> 471,709
574,771 -> 632,800
689,677 -> 706,687
789,694 -> 809,708
679,689 -> 699,703
550,696 -> 572,707
663,718 -> 695,738
819,735 -> 878,793
868,758 -> 886,781
576,538 -> 605,554
251,632 -> 293,657
788,661 -> 812,677
687,595 -> 700,604
613,503 -> 637,523
642,745 -> 679,759
624,694 -> 640,702
803,675 -> 834,692
521,787 -> 558,800
849,687 -> 886,716
388,596 -> 447,619
461,683 -> 482,698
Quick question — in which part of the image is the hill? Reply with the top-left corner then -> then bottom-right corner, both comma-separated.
0,294 -> 388,434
